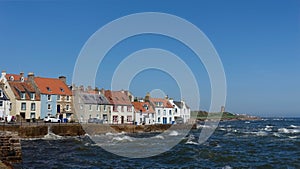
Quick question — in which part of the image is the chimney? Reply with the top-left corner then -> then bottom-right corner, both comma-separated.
59,76 -> 66,84
1,71 -> 6,82
100,88 -> 105,95
165,95 -> 169,99
27,72 -> 35,82
87,86 -> 92,91
20,72 -> 24,77
145,92 -> 150,102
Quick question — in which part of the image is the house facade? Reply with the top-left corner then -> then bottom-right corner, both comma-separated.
104,90 -> 134,124
76,92 -> 112,123
0,82 -> 11,119
147,94 -> 174,124
0,71 -> 41,121
28,73 -> 72,119
132,101 -> 155,125
169,99 -> 191,123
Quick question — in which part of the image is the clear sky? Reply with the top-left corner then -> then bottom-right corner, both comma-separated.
0,0 -> 299,117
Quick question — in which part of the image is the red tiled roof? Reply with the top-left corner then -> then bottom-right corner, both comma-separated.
132,102 -> 155,113
104,90 -> 132,105
8,81 -> 40,100
5,74 -> 27,81
34,77 -> 72,95
149,98 -> 174,108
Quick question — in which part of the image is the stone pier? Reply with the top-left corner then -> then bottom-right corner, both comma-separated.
0,131 -> 22,167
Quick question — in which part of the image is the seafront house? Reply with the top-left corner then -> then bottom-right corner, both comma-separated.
132,101 -> 155,125
104,90 -> 134,124
28,73 -> 72,119
169,99 -> 191,123
76,90 -> 112,123
0,81 -> 11,120
0,71 -> 41,121
146,93 -> 175,124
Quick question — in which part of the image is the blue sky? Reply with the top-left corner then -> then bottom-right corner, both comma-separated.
0,1 -> 299,117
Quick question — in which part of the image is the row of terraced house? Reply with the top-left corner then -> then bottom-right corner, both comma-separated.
0,71 -> 191,124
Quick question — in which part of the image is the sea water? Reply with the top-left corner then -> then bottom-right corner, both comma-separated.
14,118 -> 300,168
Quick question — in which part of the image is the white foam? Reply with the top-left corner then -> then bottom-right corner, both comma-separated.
248,131 -> 268,136
290,125 -> 299,128
245,121 -> 250,124
112,136 -> 134,142
185,140 -> 199,145
169,130 -> 179,136
154,135 -> 164,140
222,165 -> 232,169
278,128 -> 300,134
273,133 -> 281,137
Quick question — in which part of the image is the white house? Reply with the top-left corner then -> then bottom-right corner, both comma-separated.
132,101 -> 155,125
169,99 -> 191,123
147,94 -> 175,124
104,90 -> 134,124
0,82 -> 11,120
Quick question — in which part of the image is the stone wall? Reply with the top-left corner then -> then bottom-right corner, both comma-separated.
0,131 -> 22,164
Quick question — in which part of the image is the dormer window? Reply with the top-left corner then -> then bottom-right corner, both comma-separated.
30,93 -> 35,100
60,88 -> 64,92
10,76 -> 14,81
47,95 -> 51,101
46,87 -> 51,92
20,77 -> 25,82
21,92 -> 25,99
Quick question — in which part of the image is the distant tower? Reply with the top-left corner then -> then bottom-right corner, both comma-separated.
145,92 -> 150,102
221,106 -> 225,113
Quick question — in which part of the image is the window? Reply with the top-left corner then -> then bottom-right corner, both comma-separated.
89,105 -> 92,111
158,117 -> 161,123
57,95 -> 61,101
80,105 -> 83,110
66,96 -> 70,101
175,108 -> 177,113
97,105 -> 100,111
31,103 -> 36,111
21,92 -> 25,99
30,113 -> 35,119
21,103 -> 26,110
0,101 -> 3,107
127,116 -> 132,122
169,117 -> 172,123
46,87 -> 51,92
163,110 -> 166,115
169,110 -> 172,115
104,105 -> 107,111
113,116 -> 118,122
0,90 -> 3,97
47,95 -> 51,101
60,88 -> 64,92
30,93 -> 35,100
47,104 -> 51,110
121,106 -> 124,112
127,106 -> 132,112
158,109 -> 161,116
66,105 -> 70,111
113,105 -> 117,112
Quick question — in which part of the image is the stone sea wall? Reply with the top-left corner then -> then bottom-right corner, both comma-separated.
0,123 -> 196,138
0,131 -> 22,165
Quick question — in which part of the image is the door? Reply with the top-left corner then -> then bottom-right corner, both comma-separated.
121,116 -> 124,124
57,105 -> 60,113
163,117 -> 167,124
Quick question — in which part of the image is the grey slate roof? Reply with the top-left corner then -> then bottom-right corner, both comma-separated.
79,93 -> 111,105
173,101 -> 190,109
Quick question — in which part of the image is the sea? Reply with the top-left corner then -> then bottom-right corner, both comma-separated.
14,118 -> 300,169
